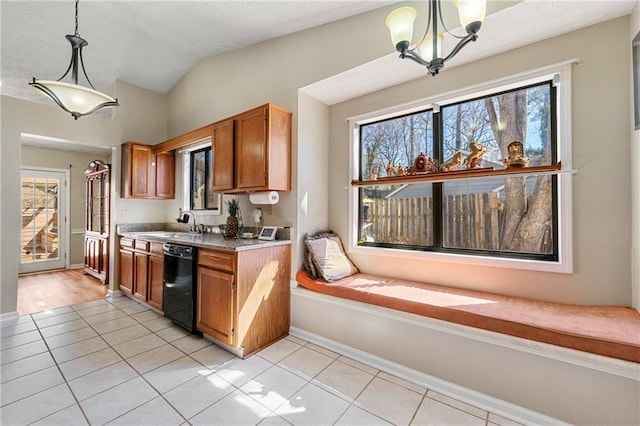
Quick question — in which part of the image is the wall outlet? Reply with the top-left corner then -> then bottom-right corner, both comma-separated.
121,210 -> 128,219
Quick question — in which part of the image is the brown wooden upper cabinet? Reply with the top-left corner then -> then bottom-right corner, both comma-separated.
121,141 -> 175,199
151,103 -> 291,194
211,119 -> 235,192
232,104 -> 292,192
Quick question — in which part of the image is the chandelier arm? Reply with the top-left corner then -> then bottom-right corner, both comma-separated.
56,55 -> 75,83
400,49 -> 431,67
78,49 -> 98,90
441,33 -> 479,63
436,0 -> 467,40
80,99 -> 120,118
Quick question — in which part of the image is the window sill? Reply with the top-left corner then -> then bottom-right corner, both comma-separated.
348,244 -> 572,274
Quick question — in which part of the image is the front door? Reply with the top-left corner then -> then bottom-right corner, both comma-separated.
20,168 -> 67,273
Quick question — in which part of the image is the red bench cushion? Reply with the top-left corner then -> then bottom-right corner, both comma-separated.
296,271 -> 640,363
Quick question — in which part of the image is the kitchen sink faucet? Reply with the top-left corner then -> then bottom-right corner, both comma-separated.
177,209 -> 198,233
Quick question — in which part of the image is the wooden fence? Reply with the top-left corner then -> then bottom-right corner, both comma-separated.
365,192 -> 503,249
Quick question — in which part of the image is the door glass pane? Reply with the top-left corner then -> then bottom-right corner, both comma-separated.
21,177 -> 60,264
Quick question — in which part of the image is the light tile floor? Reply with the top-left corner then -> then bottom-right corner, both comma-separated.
0,296 -> 524,426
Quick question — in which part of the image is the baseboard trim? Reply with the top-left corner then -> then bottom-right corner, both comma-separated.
0,311 -> 20,322
69,264 -> 84,270
107,289 -> 124,298
290,326 -> 567,426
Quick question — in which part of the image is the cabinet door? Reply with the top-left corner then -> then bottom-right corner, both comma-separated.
133,252 -> 149,301
211,119 -> 234,191
85,236 -> 97,272
147,254 -> 164,311
155,151 -> 175,199
131,144 -> 154,198
100,237 -> 109,283
234,107 -> 267,190
119,248 -> 134,295
197,267 -> 235,345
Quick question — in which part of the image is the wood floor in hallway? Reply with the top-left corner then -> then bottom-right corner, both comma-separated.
17,269 -> 107,316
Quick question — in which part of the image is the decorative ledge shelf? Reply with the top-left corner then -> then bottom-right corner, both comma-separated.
350,163 -> 572,187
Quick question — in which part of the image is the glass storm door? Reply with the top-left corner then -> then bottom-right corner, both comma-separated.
20,169 -> 67,273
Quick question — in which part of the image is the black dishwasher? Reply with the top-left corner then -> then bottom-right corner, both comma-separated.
163,243 -> 200,334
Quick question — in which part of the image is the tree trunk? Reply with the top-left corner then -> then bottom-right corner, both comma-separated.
485,91 -> 551,252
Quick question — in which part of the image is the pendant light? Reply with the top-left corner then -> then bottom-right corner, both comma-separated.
29,0 -> 118,119
386,0 -> 486,76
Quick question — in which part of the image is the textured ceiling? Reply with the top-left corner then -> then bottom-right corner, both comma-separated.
1,0 -> 637,111
0,0 -> 399,104
304,0 -> 638,104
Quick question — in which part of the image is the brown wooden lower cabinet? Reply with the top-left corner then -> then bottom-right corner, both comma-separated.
147,254 -> 164,311
119,237 -> 164,311
197,267 -> 234,344
84,234 -> 109,284
119,247 -> 134,295
197,243 -> 291,357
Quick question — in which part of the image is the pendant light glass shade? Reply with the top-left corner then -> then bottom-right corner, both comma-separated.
454,0 -> 487,30
29,80 -> 118,118
385,7 -> 417,51
418,33 -> 444,61
28,0 -> 118,119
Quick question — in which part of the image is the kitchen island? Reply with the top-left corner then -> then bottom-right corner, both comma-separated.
117,227 -> 291,358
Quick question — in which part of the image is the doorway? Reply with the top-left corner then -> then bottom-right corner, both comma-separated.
20,167 -> 69,274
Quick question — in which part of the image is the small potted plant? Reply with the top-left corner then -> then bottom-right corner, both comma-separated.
225,198 -> 240,237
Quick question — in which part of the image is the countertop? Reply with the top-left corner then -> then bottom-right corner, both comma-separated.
118,230 -> 291,253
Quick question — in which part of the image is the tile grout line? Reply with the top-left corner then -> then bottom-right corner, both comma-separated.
19,297 -> 172,425
70,297 -> 193,425
408,391 -> 429,426
25,309 -> 93,426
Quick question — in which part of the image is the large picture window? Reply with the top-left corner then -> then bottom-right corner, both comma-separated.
357,80 -> 559,262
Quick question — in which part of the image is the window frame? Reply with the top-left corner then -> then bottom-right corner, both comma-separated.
347,61 -> 574,273
180,143 -> 222,214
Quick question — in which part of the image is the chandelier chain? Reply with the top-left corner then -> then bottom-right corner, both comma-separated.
74,0 -> 79,35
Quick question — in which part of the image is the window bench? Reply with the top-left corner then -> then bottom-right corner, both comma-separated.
295,271 -> 640,363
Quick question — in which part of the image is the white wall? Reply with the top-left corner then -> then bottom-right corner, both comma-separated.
0,81 -> 168,314
166,5 -> 635,308
329,17 -> 632,306
297,92 -> 331,260
631,1 -> 640,311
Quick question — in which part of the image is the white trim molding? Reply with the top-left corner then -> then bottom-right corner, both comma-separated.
347,60 -> 576,273
291,286 -> 639,425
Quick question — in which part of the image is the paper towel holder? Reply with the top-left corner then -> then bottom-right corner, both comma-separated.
249,191 -> 279,205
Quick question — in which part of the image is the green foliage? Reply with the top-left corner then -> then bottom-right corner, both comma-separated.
226,198 -> 239,217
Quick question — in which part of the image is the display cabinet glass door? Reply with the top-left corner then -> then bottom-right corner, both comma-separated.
84,161 -> 110,283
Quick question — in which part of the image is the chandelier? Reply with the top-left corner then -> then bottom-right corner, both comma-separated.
385,0 -> 486,76
29,0 -> 118,119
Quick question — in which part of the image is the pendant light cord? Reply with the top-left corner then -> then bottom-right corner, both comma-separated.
74,0 -> 79,35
